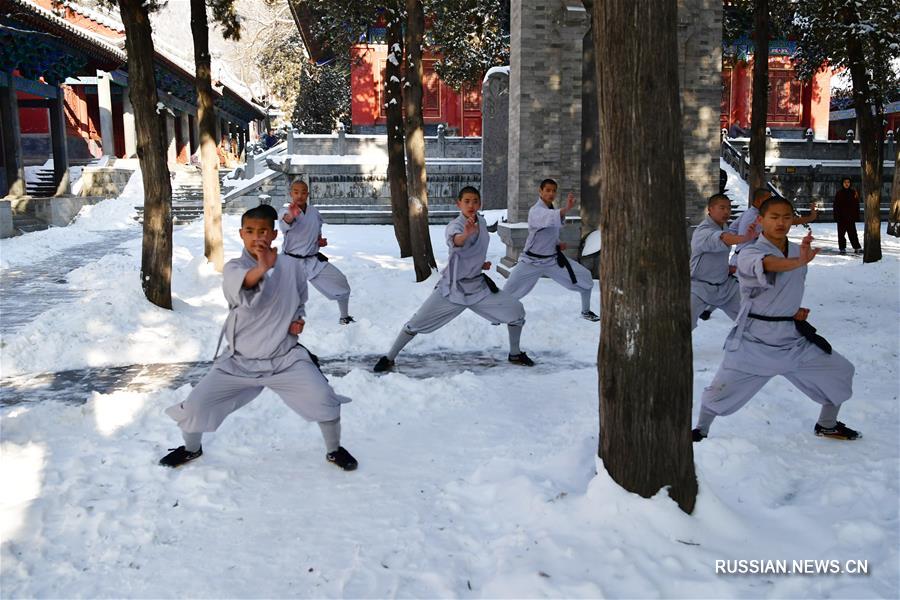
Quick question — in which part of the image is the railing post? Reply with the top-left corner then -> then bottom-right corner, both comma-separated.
337,122 -> 346,156
286,125 -> 295,155
244,146 -> 256,180
437,123 -> 446,157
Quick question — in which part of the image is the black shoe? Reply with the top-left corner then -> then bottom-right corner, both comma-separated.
373,356 -> 394,372
326,446 -> 358,471
699,310 -> 712,321
159,445 -> 203,468
508,352 -> 535,367
814,421 -> 861,440
339,316 -> 356,325
581,310 -> 601,322
854,248 -> 863,254
691,428 -> 707,443
839,249 -> 847,255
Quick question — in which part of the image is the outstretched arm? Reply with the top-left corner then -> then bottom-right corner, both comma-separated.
792,203 -> 818,225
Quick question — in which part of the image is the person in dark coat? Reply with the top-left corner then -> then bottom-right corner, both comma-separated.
833,177 -> 862,255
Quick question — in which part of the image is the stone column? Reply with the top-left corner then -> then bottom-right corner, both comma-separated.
179,111 -> 190,163
121,88 -> 137,158
49,86 -> 70,196
677,0 -> 722,225
96,70 -> 117,157
166,112 -> 177,167
499,0 -> 588,274
480,67 -> 509,210
0,76 -> 25,198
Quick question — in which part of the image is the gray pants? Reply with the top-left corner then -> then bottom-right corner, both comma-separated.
503,259 -> 594,311
403,288 -> 525,334
690,292 -> 740,330
165,358 -> 348,434
696,350 -> 854,434
310,262 -> 351,317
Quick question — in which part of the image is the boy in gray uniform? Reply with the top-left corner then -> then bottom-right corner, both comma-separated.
693,196 -> 860,442
160,204 -> 358,470
690,193 -> 759,329
280,179 -> 355,324
374,186 -> 534,372
502,179 -> 599,321
729,187 -> 817,265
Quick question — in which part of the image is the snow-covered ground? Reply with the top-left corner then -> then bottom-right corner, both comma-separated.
1,183 -> 898,598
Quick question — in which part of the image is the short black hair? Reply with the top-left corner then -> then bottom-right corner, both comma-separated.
753,187 -> 772,203
290,177 -> 308,188
759,196 -> 794,216
241,204 -> 278,226
457,186 -> 481,201
841,176 -> 852,184
707,193 -> 731,208
539,178 -> 558,190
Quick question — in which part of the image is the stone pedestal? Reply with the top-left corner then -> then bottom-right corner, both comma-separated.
0,199 -> 14,238
480,67 -> 509,210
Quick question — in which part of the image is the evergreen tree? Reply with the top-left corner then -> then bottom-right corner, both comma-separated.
783,0 -> 899,263
291,63 -> 351,133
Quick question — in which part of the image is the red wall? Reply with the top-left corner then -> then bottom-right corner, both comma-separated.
350,44 -> 482,137
721,56 -> 832,138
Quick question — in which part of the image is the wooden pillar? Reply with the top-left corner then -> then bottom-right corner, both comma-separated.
49,86 -> 70,196
96,70 -> 117,157
0,76 -> 25,198
179,111 -> 190,164
166,112 -> 177,167
190,113 -> 200,155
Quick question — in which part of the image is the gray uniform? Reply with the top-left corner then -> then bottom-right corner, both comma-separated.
690,216 -> 741,329
279,204 -> 351,317
727,205 -> 760,266
165,250 -> 350,438
404,214 -> 525,334
382,214 -> 526,362
695,236 -> 854,434
502,198 -> 594,311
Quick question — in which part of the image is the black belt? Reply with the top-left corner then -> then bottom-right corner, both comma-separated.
692,277 -> 730,286
285,251 -> 328,262
482,273 -> 499,293
525,245 -> 576,284
748,313 -> 832,354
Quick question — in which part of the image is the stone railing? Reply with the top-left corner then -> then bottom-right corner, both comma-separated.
280,124 -> 481,160
721,134 -> 896,221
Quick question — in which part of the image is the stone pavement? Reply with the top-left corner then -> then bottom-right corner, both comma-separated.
0,228 -> 139,336
0,351 -> 594,407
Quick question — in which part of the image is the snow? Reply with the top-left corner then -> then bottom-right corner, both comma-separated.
483,65 -> 510,83
1,180 -> 898,598
0,169 -> 142,269
720,157 -> 749,207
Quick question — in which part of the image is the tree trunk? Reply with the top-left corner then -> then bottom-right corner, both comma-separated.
117,0 -> 172,309
190,0 -> 224,272
747,0 -> 769,202
843,8 -> 882,262
385,8 -> 412,257
594,0 -> 697,513
580,0 -> 602,251
403,0 -> 437,281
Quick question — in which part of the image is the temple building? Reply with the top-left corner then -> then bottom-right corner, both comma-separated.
1,0 -> 266,198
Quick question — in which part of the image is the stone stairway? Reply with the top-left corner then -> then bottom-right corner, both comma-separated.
134,166 -> 229,225
25,168 -> 58,198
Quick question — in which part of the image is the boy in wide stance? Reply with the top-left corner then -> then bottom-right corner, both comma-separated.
501,179 -> 599,321
693,196 -> 860,442
374,186 -> 533,372
690,193 -> 758,330
160,204 -> 358,470
281,179 -> 355,324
